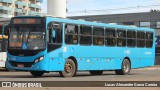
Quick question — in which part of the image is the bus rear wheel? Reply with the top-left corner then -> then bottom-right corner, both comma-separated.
115,59 -> 131,75
89,70 -> 103,75
30,71 -> 44,77
59,59 -> 77,77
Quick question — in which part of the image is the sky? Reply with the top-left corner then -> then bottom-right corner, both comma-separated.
41,0 -> 160,16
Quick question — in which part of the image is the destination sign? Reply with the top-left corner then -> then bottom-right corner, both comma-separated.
12,18 -> 42,24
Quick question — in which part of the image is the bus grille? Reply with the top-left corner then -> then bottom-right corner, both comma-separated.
9,61 -> 34,67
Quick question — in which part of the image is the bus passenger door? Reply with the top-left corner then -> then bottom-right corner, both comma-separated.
47,22 -> 63,71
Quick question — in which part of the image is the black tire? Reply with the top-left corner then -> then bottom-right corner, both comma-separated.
59,59 -> 77,77
4,67 -> 8,71
89,70 -> 103,75
30,71 -> 44,77
115,59 -> 131,75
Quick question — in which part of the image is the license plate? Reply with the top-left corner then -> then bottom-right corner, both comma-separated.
17,64 -> 24,68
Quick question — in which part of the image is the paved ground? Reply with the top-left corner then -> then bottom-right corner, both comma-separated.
0,66 -> 160,90
0,70 -> 160,81
134,65 -> 160,70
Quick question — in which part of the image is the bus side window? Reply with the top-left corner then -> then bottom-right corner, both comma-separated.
80,26 -> 92,45
117,29 -> 126,47
65,24 -> 78,44
93,27 -> 104,46
137,31 -> 145,47
127,31 -> 136,47
48,22 -> 62,44
146,32 -> 153,48
105,28 -> 116,46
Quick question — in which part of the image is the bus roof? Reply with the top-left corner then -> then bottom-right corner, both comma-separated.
46,17 -> 154,32
12,16 -> 154,32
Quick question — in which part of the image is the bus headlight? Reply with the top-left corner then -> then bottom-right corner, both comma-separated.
39,56 -> 44,61
34,56 -> 45,64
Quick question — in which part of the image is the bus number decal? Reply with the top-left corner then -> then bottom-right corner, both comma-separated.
70,47 -> 74,53
63,47 -> 67,52
124,50 -> 130,54
145,52 -> 152,55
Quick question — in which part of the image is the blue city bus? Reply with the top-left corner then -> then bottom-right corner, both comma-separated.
4,16 -> 155,77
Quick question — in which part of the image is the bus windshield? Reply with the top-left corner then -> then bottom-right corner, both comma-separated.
9,25 -> 45,50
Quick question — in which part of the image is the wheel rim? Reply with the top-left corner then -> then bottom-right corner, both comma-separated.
123,60 -> 130,73
65,62 -> 73,73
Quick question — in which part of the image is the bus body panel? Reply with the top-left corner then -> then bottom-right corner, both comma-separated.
5,16 -> 155,72
6,50 -> 49,71
47,47 -> 66,71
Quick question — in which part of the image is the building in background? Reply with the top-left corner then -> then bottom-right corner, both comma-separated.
0,0 -> 42,18
70,12 -> 160,36
70,12 -> 160,65
0,18 -> 10,34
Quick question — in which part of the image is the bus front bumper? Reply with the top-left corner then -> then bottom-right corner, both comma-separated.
5,60 -> 47,71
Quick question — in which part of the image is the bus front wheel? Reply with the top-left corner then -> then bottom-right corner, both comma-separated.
89,70 -> 103,75
59,59 -> 77,77
115,59 -> 131,75
30,71 -> 44,77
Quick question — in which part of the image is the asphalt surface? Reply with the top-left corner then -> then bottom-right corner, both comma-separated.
0,70 -> 160,81
0,66 -> 160,90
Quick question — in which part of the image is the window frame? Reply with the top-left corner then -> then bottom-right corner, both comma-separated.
137,31 -> 145,48
93,26 -> 105,46
156,21 -> 160,29
105,28 -> 116,46
48,22 -> 63,44
146,32 -> 153,48
65,24 -> 78,45
127,30 -> 136,47
139,22 -> 151,28
117,29 -> 126,47
79,25 -> 92,45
